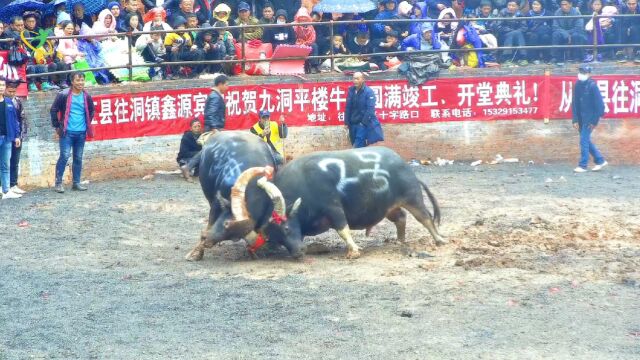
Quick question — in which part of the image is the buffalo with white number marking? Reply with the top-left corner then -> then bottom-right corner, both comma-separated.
211,146 -> 446,259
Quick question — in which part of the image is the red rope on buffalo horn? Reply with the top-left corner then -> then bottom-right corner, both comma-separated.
270,211 -> 287,225
247,232 -> 267,254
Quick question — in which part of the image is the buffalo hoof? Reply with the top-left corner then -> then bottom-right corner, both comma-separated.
185,248 -> 204,261
434,236 -> 448,246
346,249 -> 361,259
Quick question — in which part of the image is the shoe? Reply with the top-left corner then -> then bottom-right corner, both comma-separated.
10,186 -> 26,194
502,60 -> 514,67
180,165 -> 193,183
517,59 -> 528,66
72,183 -> 88,191
28,83 -> 38,92
555,61 -> 565,66
532,60 -> 541,65
591,161 -> 608,171
41,82 -> 54,91
635,52 -> 640,63
573,167 -> 588,173
54,184 -> 65,193
583,54 -> 594,63
1,190 -> 22,199
615,51 -> 625,62
310,67 -> 319,74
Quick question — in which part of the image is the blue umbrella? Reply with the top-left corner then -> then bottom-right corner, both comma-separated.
313,0 -> 376,13
67,0 -> 107,16
0,0 -> 46,23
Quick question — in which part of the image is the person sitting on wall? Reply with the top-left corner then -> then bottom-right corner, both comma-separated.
250,110 -> 286,165
177,118 -> 203,170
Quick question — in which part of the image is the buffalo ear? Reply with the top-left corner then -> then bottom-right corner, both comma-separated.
216,191 -> 230,209
287,198 -> 302,218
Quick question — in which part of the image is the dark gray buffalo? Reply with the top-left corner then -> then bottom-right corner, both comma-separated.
184,131 -> 304,261
212,146 -> 446,259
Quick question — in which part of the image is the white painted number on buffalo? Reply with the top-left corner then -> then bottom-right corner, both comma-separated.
318,151 -> 390,194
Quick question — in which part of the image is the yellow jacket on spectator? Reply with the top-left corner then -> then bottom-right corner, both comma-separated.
164,32 -> 193,48
250,120 -> 284,156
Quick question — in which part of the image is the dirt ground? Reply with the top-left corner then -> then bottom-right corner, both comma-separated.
1,163 -> 639,359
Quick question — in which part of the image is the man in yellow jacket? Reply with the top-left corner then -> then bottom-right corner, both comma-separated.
250,110 -> 286,165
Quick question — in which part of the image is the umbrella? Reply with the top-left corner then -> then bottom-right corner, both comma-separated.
313,0 -> 376,13
66,0 -> 106,16
0,0 -> 46,23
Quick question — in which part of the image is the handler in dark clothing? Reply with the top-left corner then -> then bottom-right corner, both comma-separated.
180,74 -> 228,182
177,118 -> 203,167
203,74 -> 228,132
344,72 -> 384,148
572,64 -> 607,173
5,80 -> 27,195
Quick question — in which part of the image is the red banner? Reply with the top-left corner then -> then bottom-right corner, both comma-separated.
0,50 -> 28,97
89,75 -> 640,141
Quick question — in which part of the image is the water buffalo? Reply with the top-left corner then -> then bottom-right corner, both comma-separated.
212,146 -> 446,259
184,131 -> 303,261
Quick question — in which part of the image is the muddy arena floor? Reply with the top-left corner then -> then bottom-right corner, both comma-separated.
1,164 -> 639,359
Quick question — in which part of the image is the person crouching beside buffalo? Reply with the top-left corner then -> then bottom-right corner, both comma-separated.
177,119 -> 203,177
250,110 -> 286,165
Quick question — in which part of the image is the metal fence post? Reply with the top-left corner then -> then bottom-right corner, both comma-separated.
127,32 -> 133,81
329,20 -> 335,72
591,12 -> 598,61
241,25 -> 246,73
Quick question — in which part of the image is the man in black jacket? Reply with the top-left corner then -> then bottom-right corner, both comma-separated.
204,74 -> 228,132
263,9 -> 295,48
550,0 -> 587,64
180,74 -> 228,181
572,64 -> 607,173
177,119 -> 203,168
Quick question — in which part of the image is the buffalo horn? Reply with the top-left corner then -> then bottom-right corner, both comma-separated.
256,177 -> 286,218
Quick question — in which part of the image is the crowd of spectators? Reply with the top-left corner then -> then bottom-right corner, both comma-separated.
0,0 -> 638,91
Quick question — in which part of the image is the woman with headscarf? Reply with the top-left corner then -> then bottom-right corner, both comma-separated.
92,9 -> 118,40
293,7 -> 320,73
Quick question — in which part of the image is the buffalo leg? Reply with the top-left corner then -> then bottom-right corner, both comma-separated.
386,208 -> 407,242
404,205 -> 447,246
337,227 -> 361,259
185,207 -> 217,261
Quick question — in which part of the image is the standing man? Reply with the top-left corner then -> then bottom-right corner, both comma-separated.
203,74 -> 228,132
5,80 -> 27,195
50,72 -> 95,193
180,73 -> 228,181
344,72 -> 384,148
572,64 -> 607,173
0,77 -> 22,200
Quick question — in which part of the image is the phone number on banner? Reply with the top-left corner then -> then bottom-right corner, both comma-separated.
482,107 -> 539,116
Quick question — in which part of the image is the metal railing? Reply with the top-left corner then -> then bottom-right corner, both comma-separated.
1,13 -> 638,82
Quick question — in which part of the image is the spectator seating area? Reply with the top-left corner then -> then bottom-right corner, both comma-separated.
0,0 -> 638,91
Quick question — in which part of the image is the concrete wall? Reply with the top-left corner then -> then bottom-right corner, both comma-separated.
18,63 -> 640,189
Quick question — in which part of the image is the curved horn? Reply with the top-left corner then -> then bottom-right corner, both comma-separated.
256,177 -> 286,217
230,166 -> 275,221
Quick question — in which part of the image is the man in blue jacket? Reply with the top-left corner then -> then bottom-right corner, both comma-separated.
572,64 -> 607,173
344,72 -> 384,148
0,77 -> 22,200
